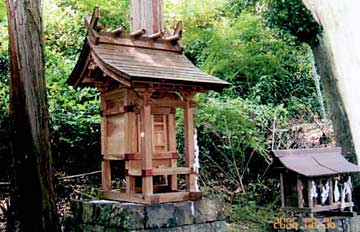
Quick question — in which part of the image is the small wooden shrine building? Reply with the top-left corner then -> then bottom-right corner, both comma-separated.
272,148 -> 360,214
67,7 -> 229,204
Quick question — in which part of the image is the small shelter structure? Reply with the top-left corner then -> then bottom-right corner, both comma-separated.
272,148 -> 360,214
67,8 -> 229,204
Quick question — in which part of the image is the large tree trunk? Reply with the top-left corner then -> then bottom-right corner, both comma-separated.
6,0 -> 60,231
302,0 -> 359,162
130,0 -> 163,34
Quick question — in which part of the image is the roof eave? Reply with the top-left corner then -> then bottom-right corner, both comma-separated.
67,39 -> 91,87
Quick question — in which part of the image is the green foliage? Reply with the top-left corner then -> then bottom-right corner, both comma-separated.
196,96 -> 289,190
167,1 -> 319,118
262,0 -> 322,45
225,196 -> 277,231
200,13 -> 316,109
165,0 -> 226,66
55,0 -> 130,30
0,19 -> 8,123
0,1 -> 5,21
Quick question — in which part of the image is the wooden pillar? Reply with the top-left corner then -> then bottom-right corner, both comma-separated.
126,111 -> 137,193
184,93 -> 196,192
100,97 -> 112,192
102,160 -> 111,191
329,177 -> 334,205
297,175 -> 304,208
168,113 -> 178,191
140,94 -> 153,197
280,172 -> 285,208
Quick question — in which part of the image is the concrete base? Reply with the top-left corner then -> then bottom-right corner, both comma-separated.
64,198 -> 226,232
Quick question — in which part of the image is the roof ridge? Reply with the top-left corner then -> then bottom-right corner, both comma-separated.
85,7 -> 184,53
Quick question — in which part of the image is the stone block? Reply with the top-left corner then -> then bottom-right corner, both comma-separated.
350,216 -> 360,232
92,200 -> 114,226
194,198 -> 224,224
69,199 -> 226,231
138,221 -> 227,232
74,224 -> 105,232
81,201 -> 94,224
145,203 -> 177,228
110,202 -> 145,230
145,201 -> 194,229
71,200 -> 83,223
173,202 -> 194,226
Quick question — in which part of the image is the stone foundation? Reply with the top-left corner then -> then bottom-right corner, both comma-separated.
64,198 -> 226,232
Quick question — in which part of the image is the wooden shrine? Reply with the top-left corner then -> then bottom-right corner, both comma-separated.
67,7 -> 229,204
272,148 -> 360,214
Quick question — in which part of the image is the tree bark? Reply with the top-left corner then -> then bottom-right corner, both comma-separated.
6,0 -> 60,231
130,0 -> 163,34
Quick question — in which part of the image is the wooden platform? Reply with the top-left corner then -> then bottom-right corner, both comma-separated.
100,191 -> 202,204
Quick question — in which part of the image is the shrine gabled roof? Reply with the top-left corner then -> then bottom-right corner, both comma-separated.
67,8 -> 229,91
272,148 -> 360,177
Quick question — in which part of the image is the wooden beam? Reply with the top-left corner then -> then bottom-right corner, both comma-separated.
111,26 -> 126,35
183,93 -> 196,192
168,113 -> 178,191
101,190 -> 201,204
311,202 -> 354,213
297,175 -> 304,208
125,111 -> 133,194
147,31 -> 164,40
164,34 -> 181,42
101,98 -> 107,156
280,172 -> 285,208
101,191 -> 149,204
103,151 -> 177,160
280,202 -> 355,213
95,35 -> 182,53
103,154 -> 126,160
174,21 -> 183,36
129,29 -> 146,37
149,192 -> 198,204
140,93 -> 154,196
151,99 -> 199,108
307,179 -> 313,209
102,160 -> 112,191
127,167 -> 192,176
329,177 -> 334,205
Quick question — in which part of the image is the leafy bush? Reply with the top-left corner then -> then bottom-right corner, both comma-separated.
196,96 -> 289,191
200,13 -> 317,108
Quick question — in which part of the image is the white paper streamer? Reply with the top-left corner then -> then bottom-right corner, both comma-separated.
311,180 -> 318,198
194,129 -> 200,192
334,180 -> 340,202
321,181 -> 329,204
